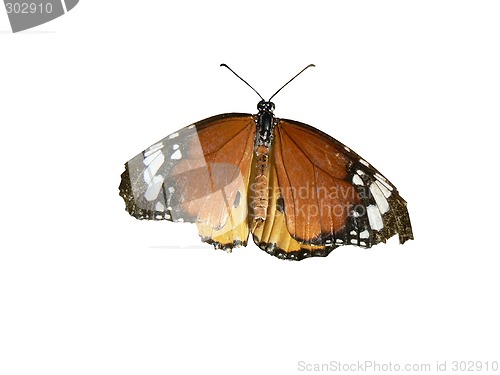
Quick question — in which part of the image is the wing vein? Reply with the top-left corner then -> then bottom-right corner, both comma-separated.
203,120 -> 254,158
276,126 -> 297,239
313,165 -> 324,241
280,126 -> 344,183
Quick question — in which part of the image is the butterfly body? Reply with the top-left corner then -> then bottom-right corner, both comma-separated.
251,100 -> 277,228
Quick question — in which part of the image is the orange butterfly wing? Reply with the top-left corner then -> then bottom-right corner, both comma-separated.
252,118 -> 413,260
119,113 -> 256,250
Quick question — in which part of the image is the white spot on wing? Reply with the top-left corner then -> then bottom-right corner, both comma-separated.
143,150 -> 161,166
352,174 -> 363,185
344,146 -> 351,152
171,149 -> 182,160
360,230 -> 369,239
168,186 -> 175,194
168,132 -> 179,139
143,152 -> 165,184
367,205 -> 383,231
360,159 -> 370,167
144,142 -> 163,157
145,175 -> 165,201
374,174 -> 393,196
375,180 -> 392,198
173,144 -> 179,150
374,172 -> 389,183
155,202 -> 165,211
370,183 -> 390,214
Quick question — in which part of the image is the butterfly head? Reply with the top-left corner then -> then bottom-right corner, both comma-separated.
257,100 -> 275,114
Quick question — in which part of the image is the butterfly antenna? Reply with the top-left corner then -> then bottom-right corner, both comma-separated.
268,64 -> 315,102
220,63 -> 265,101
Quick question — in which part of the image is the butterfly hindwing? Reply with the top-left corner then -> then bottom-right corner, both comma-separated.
251,148 -> 335,260
119,113 -> 256,250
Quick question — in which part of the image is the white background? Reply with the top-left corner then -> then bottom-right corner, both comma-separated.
1,1 -> 499,374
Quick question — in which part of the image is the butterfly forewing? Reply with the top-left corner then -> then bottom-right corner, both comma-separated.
119,113 -> 256,249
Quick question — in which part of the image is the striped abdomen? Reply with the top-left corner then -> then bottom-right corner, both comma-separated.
251,144 -> 271,228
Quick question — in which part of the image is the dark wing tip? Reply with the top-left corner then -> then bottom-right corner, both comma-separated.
389,195 -> 414,244
119,163 -> 173,221
119,163 -> 137,216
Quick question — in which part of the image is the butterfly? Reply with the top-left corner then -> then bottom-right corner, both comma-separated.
119,64 -> 413,261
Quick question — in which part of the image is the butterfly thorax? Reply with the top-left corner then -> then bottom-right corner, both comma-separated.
256,100 -> 276,148
251,101 -> 277,229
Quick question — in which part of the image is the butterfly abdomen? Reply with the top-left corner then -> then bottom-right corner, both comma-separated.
251,144 -> 271,227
